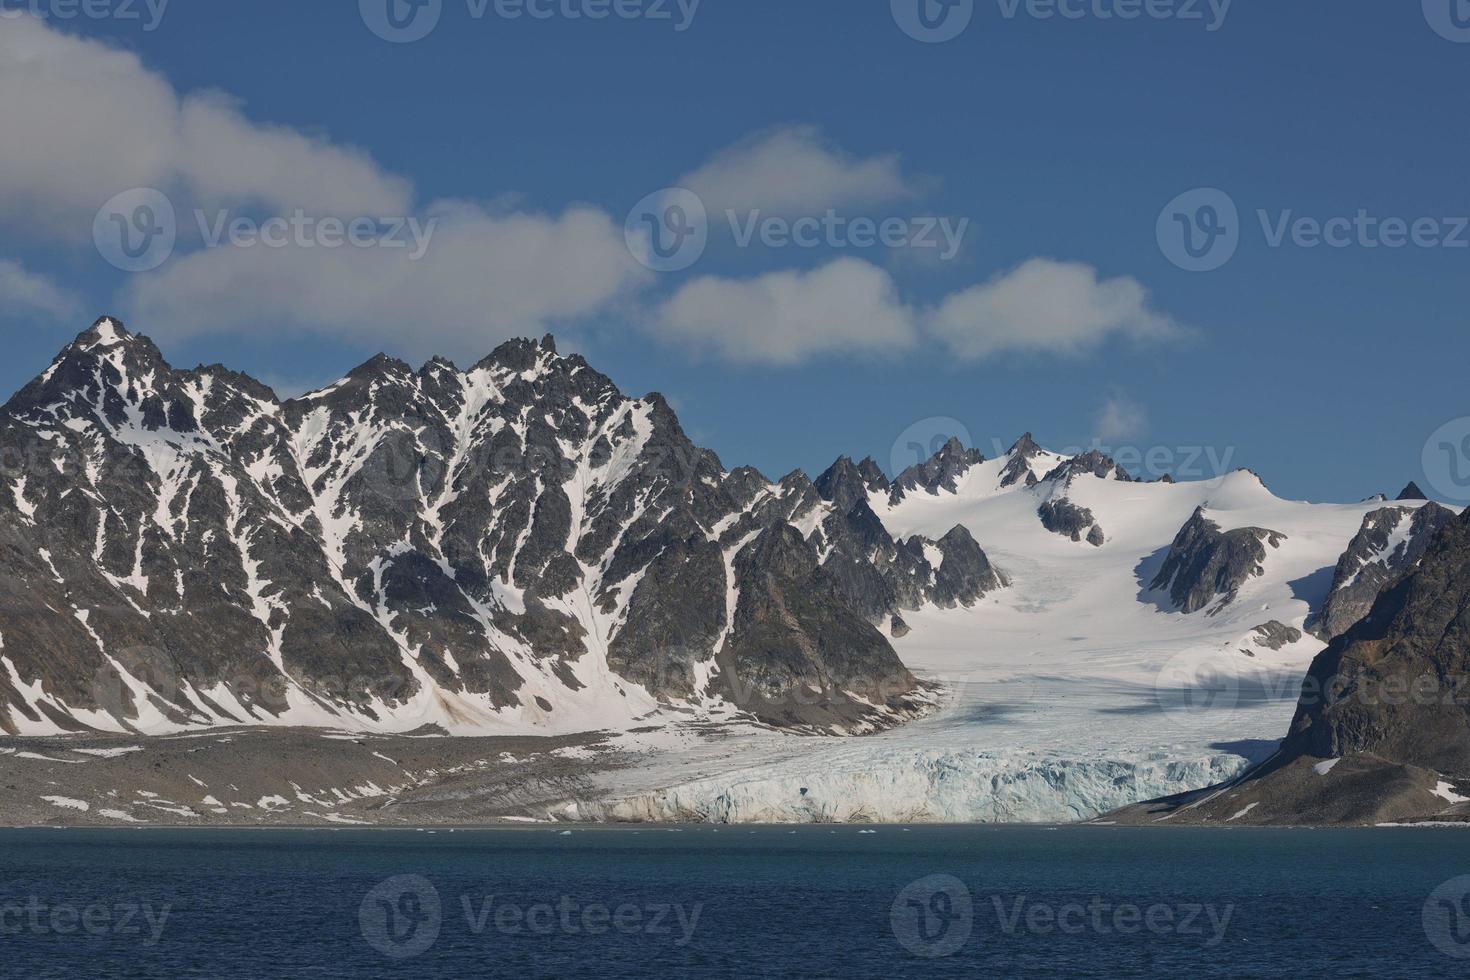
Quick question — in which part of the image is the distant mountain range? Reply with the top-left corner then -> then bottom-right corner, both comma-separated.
4,318 -> 1464,827
0,319 -> 1011,737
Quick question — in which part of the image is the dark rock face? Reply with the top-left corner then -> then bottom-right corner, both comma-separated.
811,452 -> 1008,622
1041,450 -> 1133,485
889,437 -> 983,501
931,525 -> 1009,606
814,456 -> 889,514
0,318 -> 990,736
998,433 -> 1044,489
1149,508 -> 1286,614
713,525 -> 922,731
1397,482 -> 1428,501
1037,498 -> 1105,547
1251,621 -> 1303,651
1286,507 -> 1470,772
1312,503 -> 1456,640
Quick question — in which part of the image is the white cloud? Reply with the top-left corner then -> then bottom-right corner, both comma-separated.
652,258 -> 917,365
0,19 -> 1184,371
0,259 -> 81,320
0,18 -> 641,360
175,93 -> 411,217
0,17 -> 408,238
927,258 -> 1181,361
679,126 -> 919,216
0,18 -> 179,234
651,256 -> 1183,367
124,202 -> 647,361
1095,393 -> 1148,442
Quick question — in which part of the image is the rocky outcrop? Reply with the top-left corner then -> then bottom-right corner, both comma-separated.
1311,503 -> 1456,640
813,456 -> 889,514
713,525 -> 923,731
1250,621 -> 1303,651
889,437 -> 983,500
998,433 -> 1044,488
812,456 -> 1008,623
1042,450 -> 1133,485
1397,482 -> 1428,501
1038,498 -> 1105,547
1149,508 -> 1286,614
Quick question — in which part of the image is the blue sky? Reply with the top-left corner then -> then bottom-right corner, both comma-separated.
2,0 -> 1468,502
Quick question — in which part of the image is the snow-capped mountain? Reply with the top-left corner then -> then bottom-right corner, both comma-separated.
0,319 -> 1001,737
594,452 -> 1453,823
3,318 -> 1456,826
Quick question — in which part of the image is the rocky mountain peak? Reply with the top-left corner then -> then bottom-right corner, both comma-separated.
1397,481 -> 1428,501
891,436 -> 984,500
999,432 -> 1045,488
815,456 -> 891,513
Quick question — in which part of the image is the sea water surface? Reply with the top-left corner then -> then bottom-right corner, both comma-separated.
2,826 -> 1469,978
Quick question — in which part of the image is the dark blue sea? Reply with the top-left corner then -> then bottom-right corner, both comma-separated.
3,825 -> 1470,978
